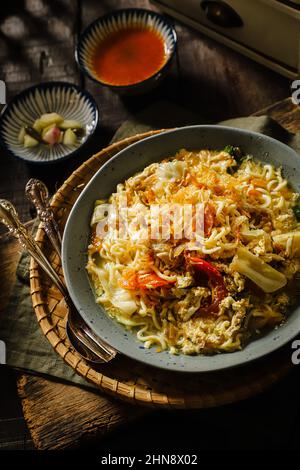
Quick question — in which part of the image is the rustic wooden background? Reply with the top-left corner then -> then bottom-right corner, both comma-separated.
0,0 -> 290,224
0,0 -> 299,451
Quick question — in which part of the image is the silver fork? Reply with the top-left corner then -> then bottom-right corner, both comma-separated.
0,198 -> 117,364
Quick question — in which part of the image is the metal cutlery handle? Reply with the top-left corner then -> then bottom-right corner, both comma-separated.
0,198 -> 117,362
25,181 -> 117,358
66,322 -> 108,363
67,317 -> 116,362
25,178 -> 62,258
70,312 -> 117,358
0,199 -> 67,298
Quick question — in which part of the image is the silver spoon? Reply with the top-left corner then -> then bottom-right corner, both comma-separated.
0,199 -> 117,364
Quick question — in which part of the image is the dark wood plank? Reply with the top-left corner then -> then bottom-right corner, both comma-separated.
254,97 -> 300,133
0,368 -> 34,450
18,375 -> 148,450
0,0 -> 80,98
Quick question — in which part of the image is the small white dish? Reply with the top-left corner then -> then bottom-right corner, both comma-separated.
0,81 -> 99,164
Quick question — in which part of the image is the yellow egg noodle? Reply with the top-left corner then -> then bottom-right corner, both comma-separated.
86,148 -> 300,355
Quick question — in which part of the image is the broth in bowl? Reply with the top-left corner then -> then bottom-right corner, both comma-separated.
91,26 -> 167,86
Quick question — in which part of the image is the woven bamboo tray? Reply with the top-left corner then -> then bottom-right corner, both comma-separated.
30,129 -> 293,408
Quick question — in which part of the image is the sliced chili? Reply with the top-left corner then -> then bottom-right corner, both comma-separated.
188,256 -> 227,315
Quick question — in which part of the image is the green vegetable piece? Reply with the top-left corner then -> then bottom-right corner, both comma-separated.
33,119 -> 43,133
223,145 -> 243,160
63,128 -> 77,145
223,145 -> 234,155
59,119 -> 83,130
24,134 -> 39,148
38,113 -> 64,128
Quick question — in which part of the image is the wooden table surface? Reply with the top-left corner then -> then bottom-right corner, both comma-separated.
0,0 -> 298,451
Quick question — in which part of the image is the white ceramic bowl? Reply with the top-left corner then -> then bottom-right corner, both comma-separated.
76,8 -> 177,95
0,81 -> 99,164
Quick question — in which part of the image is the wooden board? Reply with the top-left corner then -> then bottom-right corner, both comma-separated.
17,375 -> 148,450
0,97 -> 297,449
